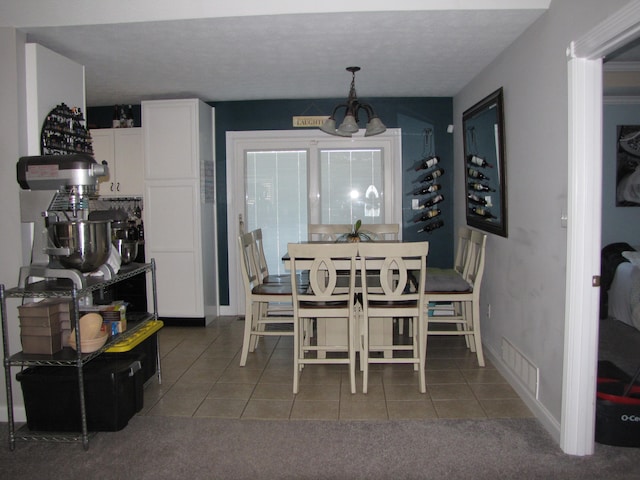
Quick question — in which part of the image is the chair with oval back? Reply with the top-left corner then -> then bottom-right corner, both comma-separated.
288,242 -> 359,394
358,241 -> 430,393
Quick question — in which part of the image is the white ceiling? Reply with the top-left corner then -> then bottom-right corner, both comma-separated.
2,1 -> 553,107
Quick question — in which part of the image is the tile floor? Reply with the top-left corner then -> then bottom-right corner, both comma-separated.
140,316 -> 533,421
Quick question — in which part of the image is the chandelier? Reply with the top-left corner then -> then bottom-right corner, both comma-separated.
319,66 -> 387,137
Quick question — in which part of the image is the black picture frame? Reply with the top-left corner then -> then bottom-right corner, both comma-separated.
463,87 -> 507,237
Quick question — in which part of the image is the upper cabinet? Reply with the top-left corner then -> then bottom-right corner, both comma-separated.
143,100 -> 212,180
91,128 -> 144,197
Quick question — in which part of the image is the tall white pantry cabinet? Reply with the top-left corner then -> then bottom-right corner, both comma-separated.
142,99 -> 218,323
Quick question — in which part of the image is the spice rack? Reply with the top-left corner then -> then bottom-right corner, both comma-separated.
1,260 -> 160,450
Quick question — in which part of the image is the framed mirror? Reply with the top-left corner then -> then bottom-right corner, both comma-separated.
463,87 -> 507,237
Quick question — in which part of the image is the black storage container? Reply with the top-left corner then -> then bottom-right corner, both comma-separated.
595,361 -> 640,447
16,353 -> 144,432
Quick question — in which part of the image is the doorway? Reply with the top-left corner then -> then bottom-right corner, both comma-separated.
563,1 -> 640,456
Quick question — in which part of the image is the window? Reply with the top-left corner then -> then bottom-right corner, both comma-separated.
226,129 -> 402,314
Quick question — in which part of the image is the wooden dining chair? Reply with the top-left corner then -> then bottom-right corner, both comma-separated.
288,242 -> 359,394
359,241 -> 429,393
307,224 -> 352,241
360,223 -> 400,241
238,232 -> 302,367
418,226 -> 472,339
251,228 -> 308,287
424,230 -> 487,367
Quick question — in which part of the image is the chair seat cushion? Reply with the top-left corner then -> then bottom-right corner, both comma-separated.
264,272 -> 310,286
252,283 -> 303,295
299,300 -> 350,308
369,299 -> 417,308
425,270 -> 472,293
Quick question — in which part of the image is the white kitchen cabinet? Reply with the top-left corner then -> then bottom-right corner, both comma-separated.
142,99 -> 218,323
91,128 -> 144,197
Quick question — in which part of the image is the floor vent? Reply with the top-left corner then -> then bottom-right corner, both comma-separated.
501,337 -> 539,399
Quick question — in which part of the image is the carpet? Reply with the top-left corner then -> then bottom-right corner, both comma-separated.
1,416 -> 640,479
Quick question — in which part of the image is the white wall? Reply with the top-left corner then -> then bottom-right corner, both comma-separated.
453,0 -> 631,434
0,27 -> 28,421
25,43 -> 85,155
0,38 -> 86,422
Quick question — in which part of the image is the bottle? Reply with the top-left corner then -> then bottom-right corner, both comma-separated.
420,167 -> 445,183
420,194 -> 444,208
467,155 -> 492,168
415,155 -> 440,171
467,193 -> 488,205
112,105 -> 120,128
470,207 -> 495,218
126,105 -> 134,128
468,182 -> 495,192
415,208 -> 441,222
411,184 -> 441,196
467,168 -> 489,180
417,219 -> 444,233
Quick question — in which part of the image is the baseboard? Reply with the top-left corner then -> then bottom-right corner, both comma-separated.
159,317 -> 206,327
485,343 -> 562,445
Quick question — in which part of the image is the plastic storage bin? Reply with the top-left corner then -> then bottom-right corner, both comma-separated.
16,352 -> 145,432
106,320 -> 162,383
595,361 -> 640,447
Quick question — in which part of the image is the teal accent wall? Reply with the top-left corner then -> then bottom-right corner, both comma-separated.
89,97 -> 454,306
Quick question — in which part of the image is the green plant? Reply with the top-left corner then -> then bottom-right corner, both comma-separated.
337,219 -> 372,242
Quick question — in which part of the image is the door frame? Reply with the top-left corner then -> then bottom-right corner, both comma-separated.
224,129 -> 402,316
563,0 -> 640,456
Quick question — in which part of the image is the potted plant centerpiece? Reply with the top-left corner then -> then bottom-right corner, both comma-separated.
337,219 -> 373,242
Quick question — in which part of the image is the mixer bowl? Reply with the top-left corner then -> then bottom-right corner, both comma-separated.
114,239 -> 139,265
49,220 -> 111,272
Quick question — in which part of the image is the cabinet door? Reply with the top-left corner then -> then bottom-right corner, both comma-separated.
144,180 -> 204,317
143,100 -> 199,180
91,130 -> 115,196
113,129 -> 144,196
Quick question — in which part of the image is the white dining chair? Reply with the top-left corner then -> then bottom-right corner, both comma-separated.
251,228 -> 308,287
307,224 -> 352,241
412,226 -> 472,338
424,229 -> 487,367
359,241 -> 429,393
361,223 -> 400,241
238,232 -> 301,367
288,242 -> 359,394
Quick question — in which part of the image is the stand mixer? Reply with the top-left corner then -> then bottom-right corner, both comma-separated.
16,154 -> 112,290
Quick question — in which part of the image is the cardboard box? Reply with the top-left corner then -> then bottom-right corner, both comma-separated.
81,301 -> 127,336
20,332 -> 62,355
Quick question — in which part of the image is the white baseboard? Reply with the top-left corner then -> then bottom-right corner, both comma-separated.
485,343 -> 561,445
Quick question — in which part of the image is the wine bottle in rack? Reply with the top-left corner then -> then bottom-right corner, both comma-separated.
126,105 -> 134,128
467,193 -> 487,205
414,208 -> 441,222
420,194 -> 444,208
467,155 -> 493,168
468,182 -> 495,192
417,219 -> 444,233
411,184 -> 441,196
419,167 -> 445,183
113,105 -> 120,128
470,207 -> 495,218
415,155 -> 440,171
467,168 -> 489,180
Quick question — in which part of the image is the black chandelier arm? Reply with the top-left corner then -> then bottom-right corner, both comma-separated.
357,102 -> 377,122
329,103 -> 349,120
